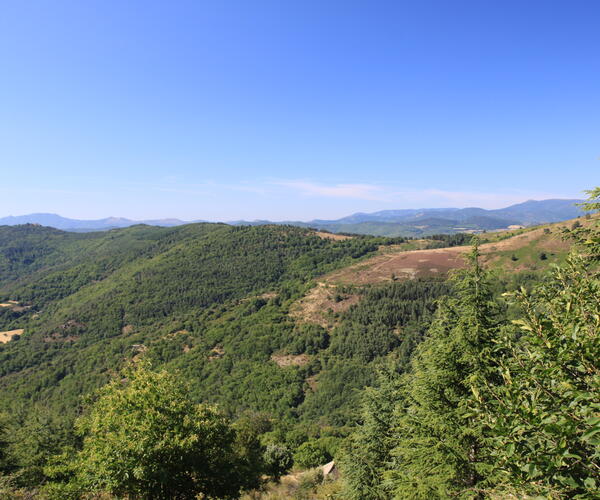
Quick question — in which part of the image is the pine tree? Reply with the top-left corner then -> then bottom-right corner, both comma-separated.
340,363 -> 406,500
386,245 -> 502,499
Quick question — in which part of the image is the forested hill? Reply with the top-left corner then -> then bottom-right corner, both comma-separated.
0,211 -> 597,499
0,223 -> 380,318
0,218 -> 582,423
0,223 -> 395,411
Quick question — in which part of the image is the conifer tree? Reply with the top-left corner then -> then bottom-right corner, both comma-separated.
340,364 -> 406,500
386,245 -> 502,499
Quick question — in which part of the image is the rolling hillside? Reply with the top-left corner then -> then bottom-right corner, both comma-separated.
289,217 -> 585,329
0,213 -> 595,498
0,224 -> 390,419
0,216 -> 589,492
0,217 -> 583,423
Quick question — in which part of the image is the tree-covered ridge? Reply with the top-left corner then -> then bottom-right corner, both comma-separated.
0,223 -> 457,498
0,224 -> 391,413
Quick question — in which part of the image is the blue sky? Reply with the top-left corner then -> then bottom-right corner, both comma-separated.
1,1 -> 598,221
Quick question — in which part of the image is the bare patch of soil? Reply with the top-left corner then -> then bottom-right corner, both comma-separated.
0,329 -> 24,343
271,353 -> 310,367
289,283 -> 360,328
208,345 -> 224,361
306,374 -> 318,392
326,246 -> 469,286
314,231 -> 353,241
0,301 -> 30,312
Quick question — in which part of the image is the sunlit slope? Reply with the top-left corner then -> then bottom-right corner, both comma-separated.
0,223 -> 381,416
0,216 -> 587,427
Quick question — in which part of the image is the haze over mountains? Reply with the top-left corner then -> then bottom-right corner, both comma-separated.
0,198 -> 584,237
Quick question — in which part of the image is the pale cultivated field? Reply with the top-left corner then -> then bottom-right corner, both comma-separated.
0,329 -> 24,343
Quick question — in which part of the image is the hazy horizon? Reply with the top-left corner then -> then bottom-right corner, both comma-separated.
0,196 -> 585,225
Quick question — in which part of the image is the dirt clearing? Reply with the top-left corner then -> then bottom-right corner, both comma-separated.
271,353 -> 310,367
314,231 -> 353,241
289,282 -> 360,328
0,329 -> 24,343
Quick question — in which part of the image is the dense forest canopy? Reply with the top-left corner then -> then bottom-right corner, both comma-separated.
0,190 -> 598,498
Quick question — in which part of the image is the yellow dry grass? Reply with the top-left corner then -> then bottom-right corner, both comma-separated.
0,329 -> 24,343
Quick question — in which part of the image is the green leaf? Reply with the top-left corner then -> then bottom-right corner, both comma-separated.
581,428 -> 600,442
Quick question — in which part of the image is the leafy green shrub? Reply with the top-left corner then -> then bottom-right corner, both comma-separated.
263,444 -> 293,480
484,254 -> 600,497
293,441 -> 332,469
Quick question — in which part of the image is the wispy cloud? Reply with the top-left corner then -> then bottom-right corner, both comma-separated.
273,180 -> 388,201
268,180 -> 571,209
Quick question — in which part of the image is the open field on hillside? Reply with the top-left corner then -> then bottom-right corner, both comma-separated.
0,329 -> 24,343
289,282 -> 361,328
291,217 -> 590,326
313,231 -> 353,241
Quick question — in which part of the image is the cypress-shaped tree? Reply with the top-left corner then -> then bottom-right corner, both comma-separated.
340,363 -> 407,500
386,245 -> 502,499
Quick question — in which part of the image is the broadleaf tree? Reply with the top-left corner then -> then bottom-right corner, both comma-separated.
48,362 -> 262,499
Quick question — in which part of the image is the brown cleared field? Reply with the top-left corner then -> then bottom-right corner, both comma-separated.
313,231 -> 353,241
291,219 -> 581,325
326,245 -> 467,285
324,223 -> 574,286
0,329 -> 24,343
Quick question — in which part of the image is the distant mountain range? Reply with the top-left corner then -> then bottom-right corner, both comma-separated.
0,214 -> 192,231
0,199 -> 585,237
